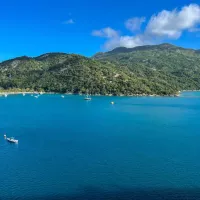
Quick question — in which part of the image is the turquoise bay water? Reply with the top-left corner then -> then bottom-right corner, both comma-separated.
180,91 -> 200,98
1,93 -> 200,199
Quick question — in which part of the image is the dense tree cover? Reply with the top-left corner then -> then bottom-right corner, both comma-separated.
94,43 -> 200,93
0,43 -> 199,96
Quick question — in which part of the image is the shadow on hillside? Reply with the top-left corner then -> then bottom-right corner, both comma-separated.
21,187 -> 200,200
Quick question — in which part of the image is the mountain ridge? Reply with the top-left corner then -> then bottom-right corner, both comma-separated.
93,43 -> 200,94
93,43 -> 198,58
0,43 -> 199,96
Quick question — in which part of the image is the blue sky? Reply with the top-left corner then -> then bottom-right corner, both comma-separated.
0,0 -> 200,61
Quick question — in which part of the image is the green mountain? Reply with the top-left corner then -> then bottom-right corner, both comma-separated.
0,53 -> 160,95
0,43 -> 199,96
94,43 -> 200,94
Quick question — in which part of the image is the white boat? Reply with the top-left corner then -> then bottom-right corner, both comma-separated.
7,137 -> 18,143
61,95 -> 65,98
34,95 -> 39,98
84,94 -> 91,100
23,93 -> 26,96
4,94 -> 8,97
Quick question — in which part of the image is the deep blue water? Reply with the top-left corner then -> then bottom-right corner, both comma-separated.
1,92 -> 200,200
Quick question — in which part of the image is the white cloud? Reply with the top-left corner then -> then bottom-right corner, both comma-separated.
92,4 -> 200,50
64,19 -> 75,24
125,17 -> 146,32
92,26 -> 152,50
146,4 -> 200,39
104,35 -> 151,50
92,27 -> 119,38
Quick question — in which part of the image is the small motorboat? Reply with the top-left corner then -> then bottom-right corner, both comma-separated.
84,94 -> 91,101
61,95 -> 65,98
7,137 -> 18,143
23,93 -> 26,96
84,97 -> 91,100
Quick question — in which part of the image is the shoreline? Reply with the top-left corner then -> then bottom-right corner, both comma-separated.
1,90 -> 198,97
0,91 -> 180,97
0,91 -> 44,95
181,90 -> 200,92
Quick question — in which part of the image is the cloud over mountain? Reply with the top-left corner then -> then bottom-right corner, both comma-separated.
92,4 -> 200,50
146,4 -> 200,39
92,27 -> 119,38
125,17 -> 146,32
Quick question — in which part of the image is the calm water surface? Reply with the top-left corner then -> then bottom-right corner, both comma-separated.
1,93 -> 200,199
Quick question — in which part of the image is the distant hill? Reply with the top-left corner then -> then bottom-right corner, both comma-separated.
94,43 -> 200,93
0,53 -> 175,96
95,43 -> 183,56
0,43 -> 199,96
196,50 -> 200,54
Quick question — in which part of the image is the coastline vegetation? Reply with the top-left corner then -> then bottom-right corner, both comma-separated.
0,44 -> 199,96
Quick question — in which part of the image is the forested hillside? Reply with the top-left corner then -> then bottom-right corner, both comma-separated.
94,43 -> 200,93
0,43 -> 199,96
